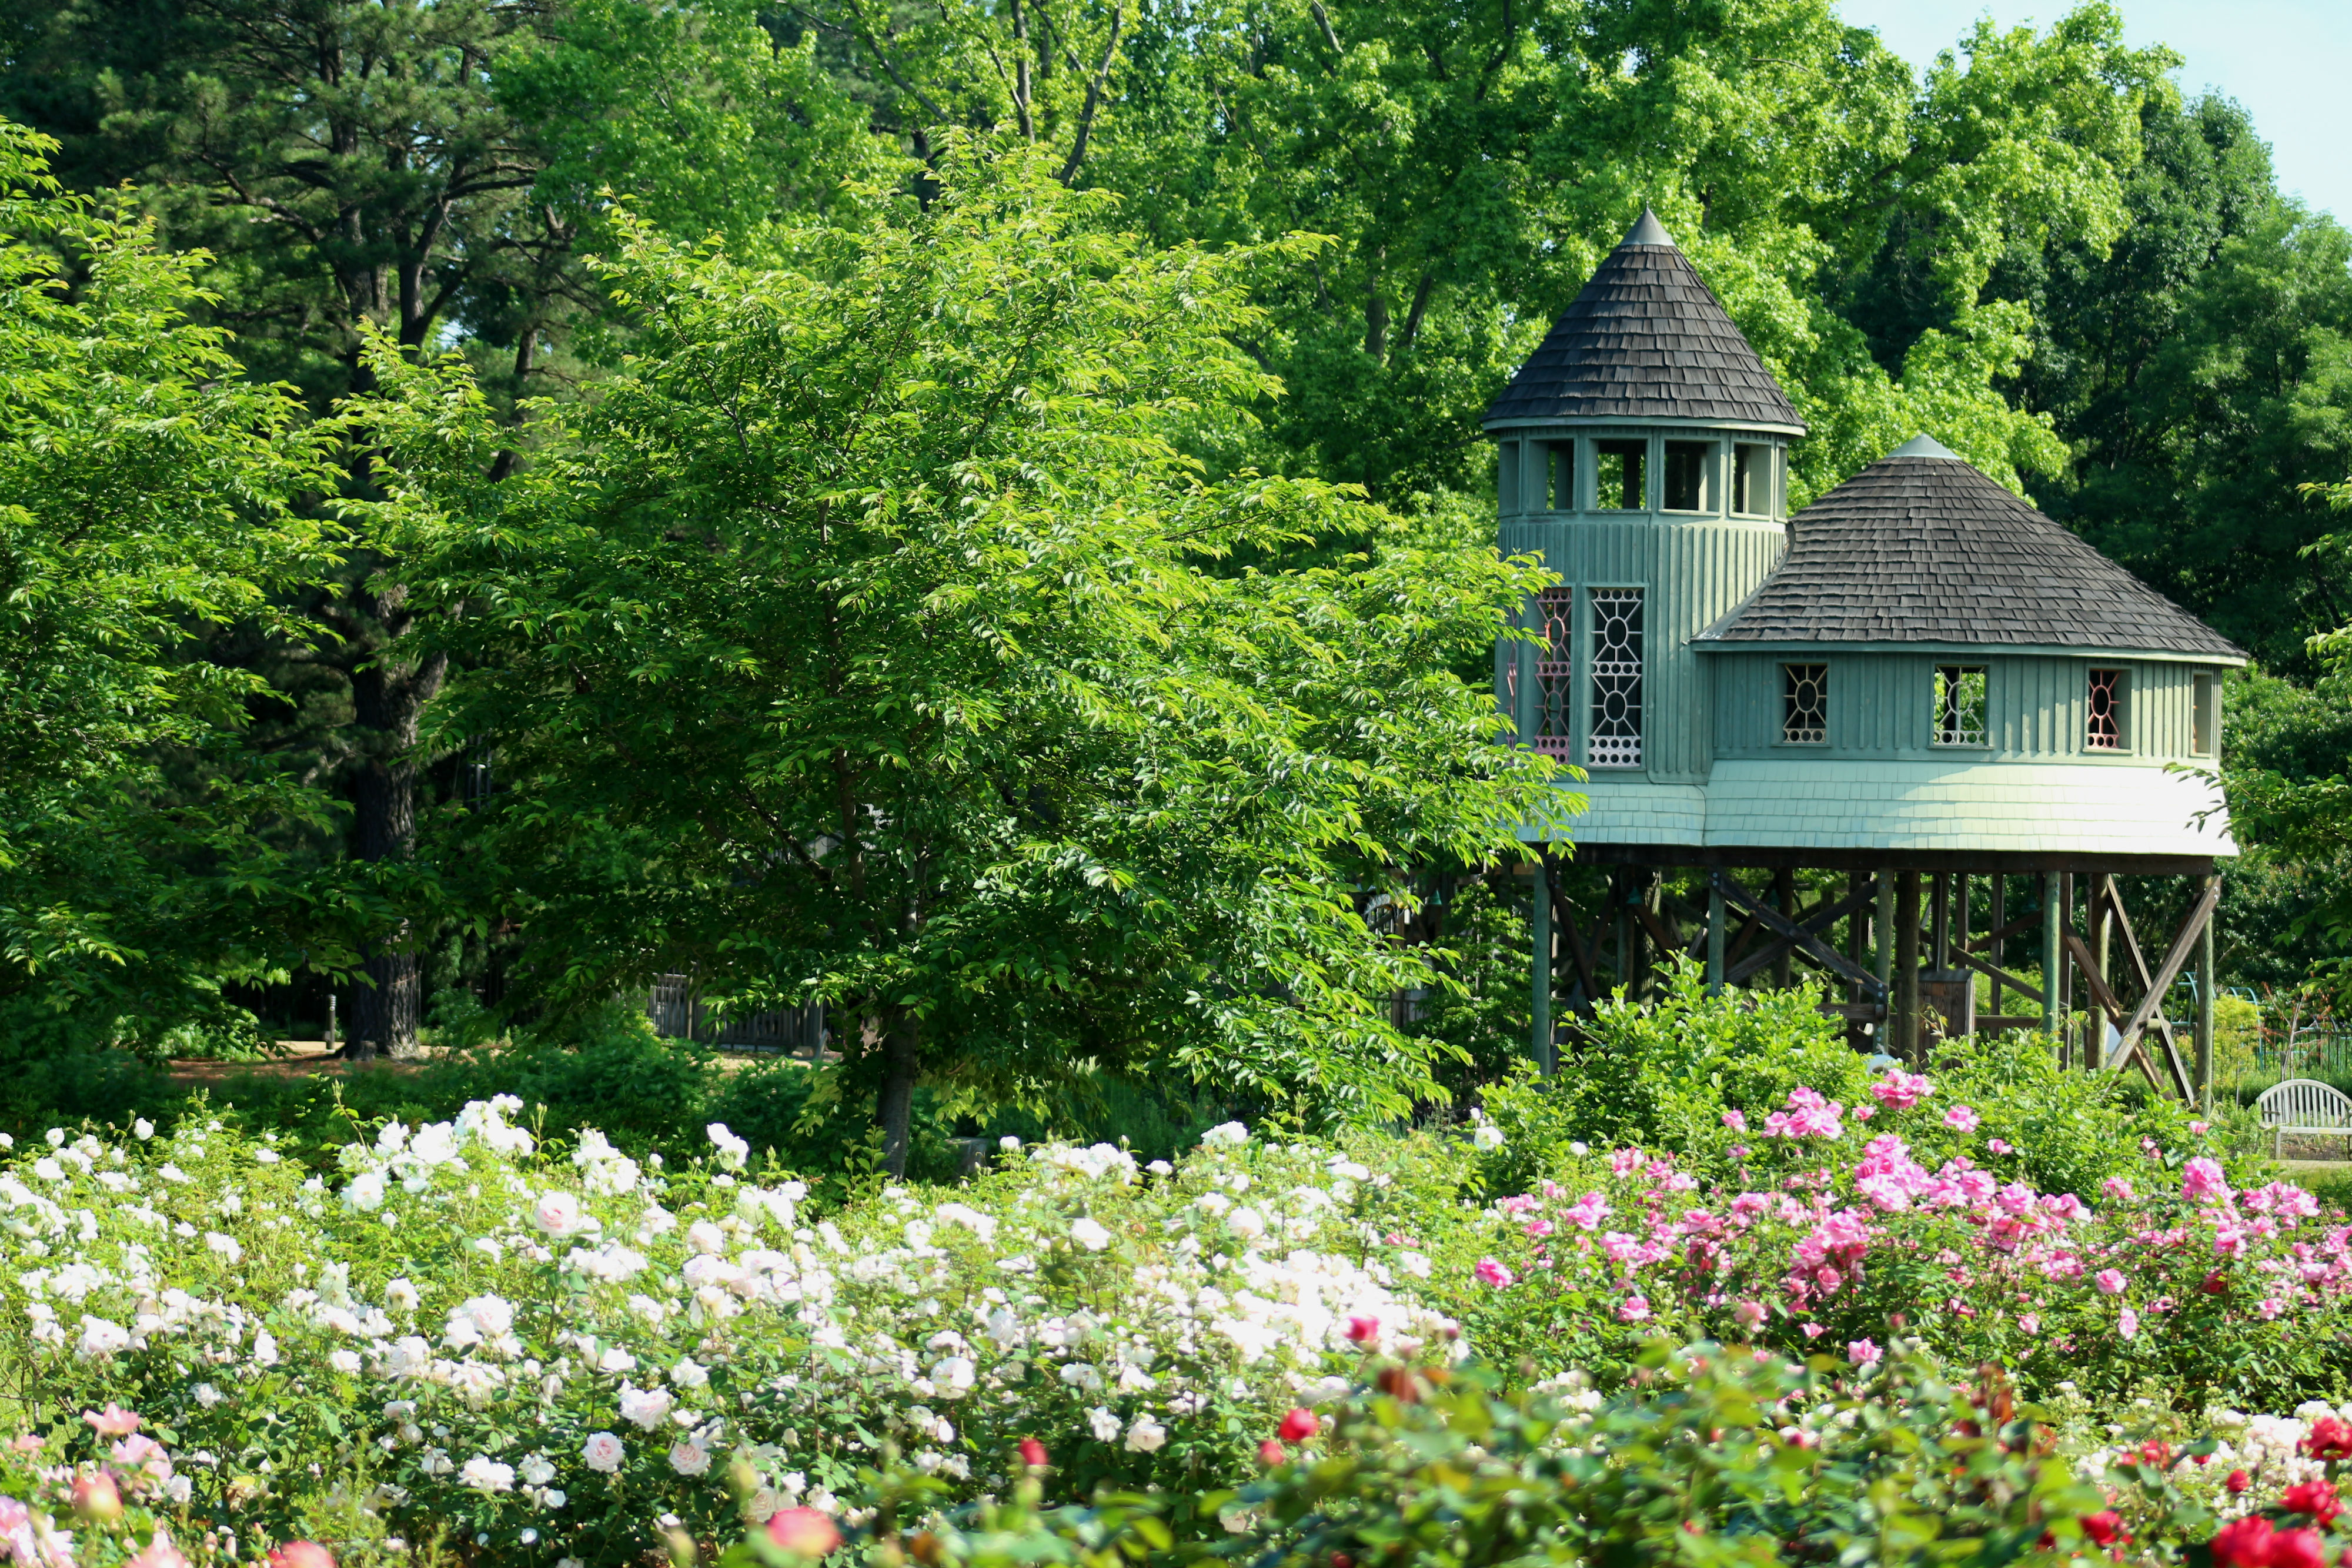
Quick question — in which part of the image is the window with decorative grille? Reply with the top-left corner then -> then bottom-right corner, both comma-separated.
2087,668 -> 2125,749
1934,666 -> 1987,746
1528,587 -> 1575,755
1782,664 -> 1828,743
1587,588 -> 1643,767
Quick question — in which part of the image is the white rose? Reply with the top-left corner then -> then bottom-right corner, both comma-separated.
459,1456 -> 516,1493
1088,1406 -> 1121,1442
1068,1217 -> 1112,1252
1201,1122 -> 1249,1148
1124,1417 -> 1167,1453
582,1432 -> 626,1473
343,1171 -> 386,1212
534,1191 -> 586,1238
706,1124 -> 750,1172
668,1442 -> 711,1477
618,1386 -> 673,1429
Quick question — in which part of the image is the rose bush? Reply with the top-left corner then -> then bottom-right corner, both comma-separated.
1402,1070 -> 2343,1405
0,1104 -> 1454,1562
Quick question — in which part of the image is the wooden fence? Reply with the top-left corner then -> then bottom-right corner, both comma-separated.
644,975 -> 826,1058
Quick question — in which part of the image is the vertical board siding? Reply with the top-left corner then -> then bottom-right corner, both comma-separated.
1705,651 -> 2216,763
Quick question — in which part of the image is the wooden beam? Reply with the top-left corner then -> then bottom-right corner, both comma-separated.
1714,875 -> 1886,997
2064,931 -> 2170,1096
1719,890 -> 1852,984
2110,878 -> 2223,1095
1550,858 -> 1599,1008
1946,944 -> 2040,1005
1722,885 -> 1879,988
2099,874 -> 2186,1079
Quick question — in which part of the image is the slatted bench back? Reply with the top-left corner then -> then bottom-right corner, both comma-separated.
2256,1078 -> 2352,1131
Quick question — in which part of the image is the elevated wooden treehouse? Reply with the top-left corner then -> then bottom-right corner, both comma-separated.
1488,209 -> 2242,1102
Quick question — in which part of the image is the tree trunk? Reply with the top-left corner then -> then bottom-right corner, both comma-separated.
347,583 -> 448,1060
874,1005 -> 922,1178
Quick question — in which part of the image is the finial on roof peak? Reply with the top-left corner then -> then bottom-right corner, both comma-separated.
1885,433 -> 1962,461
1621,206 -> 1676,248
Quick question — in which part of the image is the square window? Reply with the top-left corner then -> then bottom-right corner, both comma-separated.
1733,444 -> 1771,514
1663,441 -> 1710,510
1782,664 -> 1828,743
1587,588 -> 1643,767
2087,668 -> 2126,750
1593,440 -> 1645,510
1934,666 -> 1987,746
1549,443 -> 1575,511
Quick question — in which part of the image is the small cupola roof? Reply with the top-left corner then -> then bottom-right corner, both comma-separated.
1695,437 -> 2245,660
1484,207 -> 1805,433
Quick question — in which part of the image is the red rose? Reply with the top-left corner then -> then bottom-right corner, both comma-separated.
1278,1408 -> 1319,1443
2081,1512 -> 2123,1546
2285,1480 -> 2343,1524
1018,1437 -> 1048,1469
2211,1516 -> 2276,1568
2306,1417 -> 2352,1461
2229,1469 -> 2254,1494
2274,1528 -> 2328,1568
1258,1439 -> 1288,1466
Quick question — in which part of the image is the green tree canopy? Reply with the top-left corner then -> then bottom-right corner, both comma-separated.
355,139 -> 1565,1168
0,122 -> 354,1047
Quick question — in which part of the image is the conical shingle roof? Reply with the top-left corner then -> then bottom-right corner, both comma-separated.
1484,209 -> 1805,431
1695,442 -> 2244,658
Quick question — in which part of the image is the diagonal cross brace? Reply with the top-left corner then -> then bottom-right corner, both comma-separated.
1713,873 -> 1886,1000
2108,877 -> 2221,1083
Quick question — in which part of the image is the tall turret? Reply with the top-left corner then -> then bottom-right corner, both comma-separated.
1486,208 -> 1803,807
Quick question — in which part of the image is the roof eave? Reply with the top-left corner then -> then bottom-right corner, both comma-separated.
1688,636 -> 2248,667
1481,413 -> 1808,439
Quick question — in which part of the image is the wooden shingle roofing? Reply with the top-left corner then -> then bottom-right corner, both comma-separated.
1483,209 -> 1805,432
1696,438 -> 2246,660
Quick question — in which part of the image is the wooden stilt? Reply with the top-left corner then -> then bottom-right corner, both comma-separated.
1773,868 -> 1796,989
1531,853 -> 1554,1075
1875,870 -> 1895,1051
1930,871 -> 1950,971
2040,872 -> 2063,1047
1989,874 -> 2006,1018
1896,870 -> 1923,1063
1706,880 -> 1726,995
2197,877 -> 2218,1114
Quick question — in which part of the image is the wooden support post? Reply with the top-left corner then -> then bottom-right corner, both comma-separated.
1896,870 -> 1923,1063
1706,878 -> 1726,996
2040,872 -> 2063,1045
1875,870 -> 1895,1049
1531,853 -> 1554,1075
1846,871 -> 1867,1033
1989,874 -> 2006,1017
1930,871 -> 1950,971
1552,860 -> 1599,1012
2197,875 -> 2218,1115
1773,868 -> 1796,989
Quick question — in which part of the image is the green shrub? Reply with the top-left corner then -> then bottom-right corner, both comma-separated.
1478,962 -> 2203,1201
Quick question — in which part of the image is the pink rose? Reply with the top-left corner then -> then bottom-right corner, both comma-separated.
2094,1269 -> 2127,1296
1872,1071 -> 1931,1110
1473,1258 -> 1515,1289
1943,1105 -> 1979,1133
1846,1338 -> 1882,1366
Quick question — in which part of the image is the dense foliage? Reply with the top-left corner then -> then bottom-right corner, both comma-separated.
0,123 -> 359,1054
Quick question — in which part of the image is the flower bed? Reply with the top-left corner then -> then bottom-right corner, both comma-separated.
1408,1072 -> 2349,1406
3,1055 -> 2347,1563
2,1104 -> 1449,1559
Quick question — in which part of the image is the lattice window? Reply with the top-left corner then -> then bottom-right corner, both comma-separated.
1782,664 -> 1828,744
1934,665 -> 1986,746
1532,587 -> 1574,756
2087,668 -> 2125,750
1587,588 -> 1643,768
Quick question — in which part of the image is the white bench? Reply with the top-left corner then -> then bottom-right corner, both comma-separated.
2255,1078 -> 2352,1159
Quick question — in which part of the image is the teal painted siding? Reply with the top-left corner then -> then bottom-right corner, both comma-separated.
1708,653 -> 2217,763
